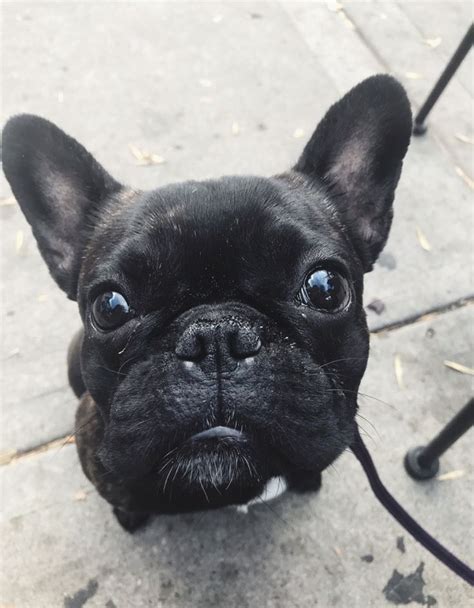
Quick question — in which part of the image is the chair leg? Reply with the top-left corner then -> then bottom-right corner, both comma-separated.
413,23 -> 474,135
405,397 -> 474,480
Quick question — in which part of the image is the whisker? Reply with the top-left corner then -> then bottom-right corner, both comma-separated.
356,413 -> 380,440
356,392 -> 397,411
327,461 -> 341,478
96,365 -> 126,377
300,385 -> 397,411
316,357 -> 369,371
163,462 -> 175,495
53,413 -> 97,456
254,495 -> 294,531
117,322 -> 141,356
199,478 -> 210,503
356,422 -> 377,446
117,353 -> 142,376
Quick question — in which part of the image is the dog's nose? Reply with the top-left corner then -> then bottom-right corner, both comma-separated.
175,318 -> 261,373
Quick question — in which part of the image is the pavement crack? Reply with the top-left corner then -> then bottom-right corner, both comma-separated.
371,296 -> 473,335
0,432 -> 75,466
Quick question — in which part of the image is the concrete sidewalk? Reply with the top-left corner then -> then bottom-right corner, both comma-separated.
1,2 -> 473,607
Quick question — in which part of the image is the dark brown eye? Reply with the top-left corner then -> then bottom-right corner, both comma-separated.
92,291 -> 132,330
298,269 -> 350,312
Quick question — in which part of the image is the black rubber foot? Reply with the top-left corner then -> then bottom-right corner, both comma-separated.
404,446 -> 439,480
413,122 -> 428,136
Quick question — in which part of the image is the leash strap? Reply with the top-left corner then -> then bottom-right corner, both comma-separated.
351,426 -> 474,585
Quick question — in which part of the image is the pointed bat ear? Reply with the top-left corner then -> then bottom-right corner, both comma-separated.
294,75 -> 412,271
2,114 -> 122,298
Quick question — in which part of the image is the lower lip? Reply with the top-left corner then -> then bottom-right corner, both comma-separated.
188,426 -> 245,443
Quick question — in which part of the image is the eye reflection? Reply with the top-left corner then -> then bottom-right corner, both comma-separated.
92,291 -> 132,330
299,269 -> 350,312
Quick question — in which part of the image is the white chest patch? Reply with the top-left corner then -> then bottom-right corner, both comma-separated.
235,476 -> 288,514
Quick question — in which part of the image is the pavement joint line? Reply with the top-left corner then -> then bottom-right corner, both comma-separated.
2,299 -> 471,466
340,3 -> 474,179
0,434 -> 75,467
370,295 -> 474,335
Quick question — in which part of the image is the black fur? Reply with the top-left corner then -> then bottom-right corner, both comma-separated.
2,75 -> 411,529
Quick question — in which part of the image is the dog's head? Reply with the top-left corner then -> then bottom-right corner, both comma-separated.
2,75 -> 411,510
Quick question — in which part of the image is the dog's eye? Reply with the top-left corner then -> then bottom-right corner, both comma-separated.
91,291 -> 132,330
298,269 -> 350,312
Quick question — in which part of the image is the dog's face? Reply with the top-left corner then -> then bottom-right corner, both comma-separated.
2,75 -> 411,511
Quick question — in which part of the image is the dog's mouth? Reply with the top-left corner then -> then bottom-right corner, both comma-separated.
152,424 -> 275,508
186,425 -> 247,444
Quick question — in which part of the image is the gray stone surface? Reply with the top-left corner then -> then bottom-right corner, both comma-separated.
2,306 -> 473,608
343,0 -> 473,174
1,1 -> 473,453
398,0 -> 474,96
284,0 -> 474,330
1,1 -> 473,607
2,1 -> 473,454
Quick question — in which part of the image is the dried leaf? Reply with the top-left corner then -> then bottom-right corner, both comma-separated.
443,360 -> 474,376
419,312 -> 437,324
0,196 -> 16,207
405,72 -> 423,80
437,469 -> 465,482
74,490 -> 88,501
231,121 -> 240,136
415,226 -> 431,251
336,10 -> 355,30
148,154 -> 165,165
423,36 -> 442,49
326,1 -> 343,12
325,1 -> 355,28
455,166 -> 474,190
454,133 -> 474,145
293,128 -> 305,139
0,450 -> 17,466
128,143 -> 144,160
394,354 -> 404,389
15,230 -> 24,254
128,144 -> 165,166
367,298 -> 385,315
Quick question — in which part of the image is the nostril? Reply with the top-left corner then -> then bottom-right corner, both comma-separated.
231,330 -> 262,359
175,328 -> 206,361
254,337 -> 262,353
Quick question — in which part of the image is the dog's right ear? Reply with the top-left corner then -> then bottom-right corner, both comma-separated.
2,115 -> 121,299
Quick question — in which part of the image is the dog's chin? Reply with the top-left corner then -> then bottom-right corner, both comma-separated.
151,426 -> 276,511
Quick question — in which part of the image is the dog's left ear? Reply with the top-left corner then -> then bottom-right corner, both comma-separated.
294,75 -> 412,271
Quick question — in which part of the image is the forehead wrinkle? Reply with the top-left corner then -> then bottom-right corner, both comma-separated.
87,176 -> 313,289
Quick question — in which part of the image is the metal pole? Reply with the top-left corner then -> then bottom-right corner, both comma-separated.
405,398 -> 474,480
413,23 -> 474,135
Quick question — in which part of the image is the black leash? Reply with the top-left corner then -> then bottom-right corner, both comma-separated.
351,426 -> 474,586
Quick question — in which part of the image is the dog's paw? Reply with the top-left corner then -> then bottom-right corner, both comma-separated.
113,507 -> 150,532
287,470 -> 322,494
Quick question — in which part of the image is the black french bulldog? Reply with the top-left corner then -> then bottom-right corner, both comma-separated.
2,75 -> 411,531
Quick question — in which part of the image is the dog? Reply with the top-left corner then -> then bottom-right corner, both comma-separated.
2,75 -> 411,531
